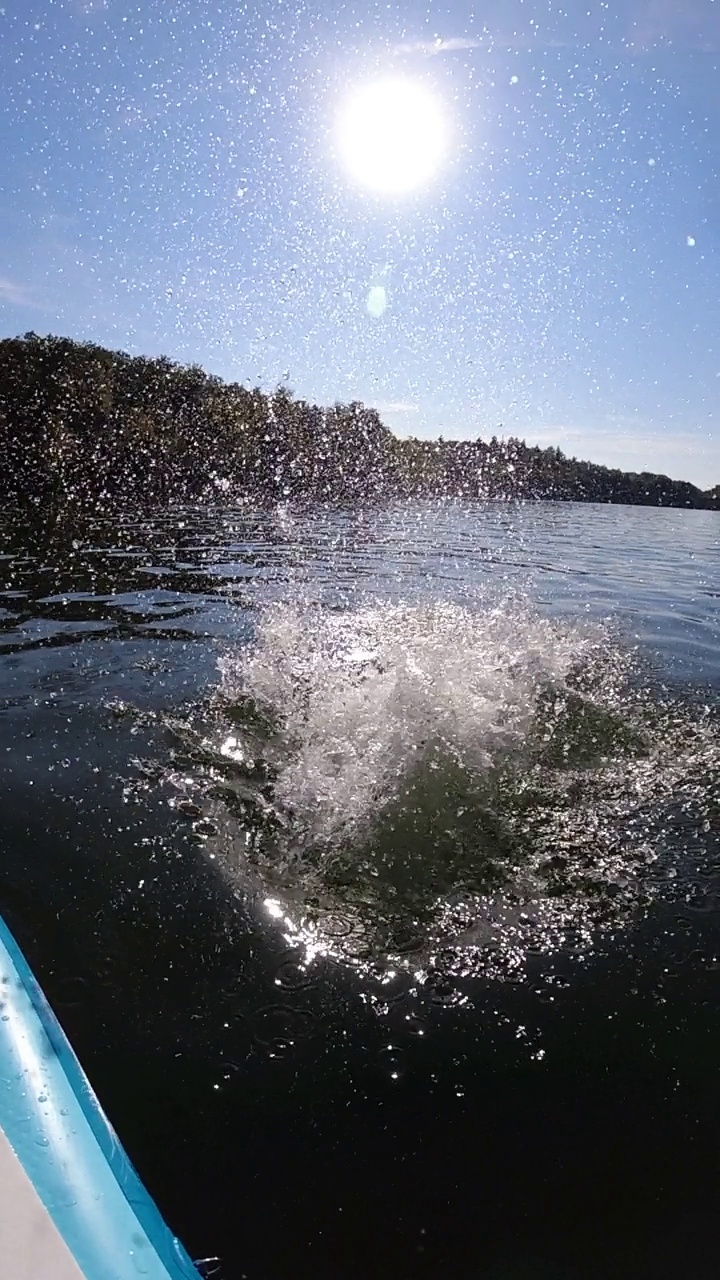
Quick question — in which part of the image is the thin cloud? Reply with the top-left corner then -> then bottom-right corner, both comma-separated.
375,401 -> 419,415
491,422 -> 719,486
0,276 -> 48,310
526,425 -> 710,454
630,0 -> 720,53
394,36 -> 488,57
393,34 -> 574,57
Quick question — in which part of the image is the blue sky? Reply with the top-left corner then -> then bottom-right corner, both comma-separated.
1,0 -> 719,487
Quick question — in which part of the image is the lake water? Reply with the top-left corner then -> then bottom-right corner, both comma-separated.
0,499 -> 719,1280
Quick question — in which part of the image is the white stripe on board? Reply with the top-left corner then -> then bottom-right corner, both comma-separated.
0,1126 -> 86,1280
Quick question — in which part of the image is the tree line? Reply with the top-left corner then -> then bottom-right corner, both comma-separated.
1,333 -> 717,511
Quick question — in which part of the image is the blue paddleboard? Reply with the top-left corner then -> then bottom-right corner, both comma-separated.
0,915 -> 202,1279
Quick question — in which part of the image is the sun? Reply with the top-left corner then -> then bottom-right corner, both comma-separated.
334,77 -> 448,196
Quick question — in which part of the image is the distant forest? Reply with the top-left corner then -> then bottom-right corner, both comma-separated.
1,334 -> 718,511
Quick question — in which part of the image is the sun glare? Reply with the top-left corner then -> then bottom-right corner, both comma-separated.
334,77 -> 448,195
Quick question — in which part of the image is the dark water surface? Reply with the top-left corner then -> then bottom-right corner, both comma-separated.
1,499 -> 719,1280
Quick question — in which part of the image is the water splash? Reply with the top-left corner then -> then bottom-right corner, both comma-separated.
226,599 -> 594,843
160,597 -> 720,978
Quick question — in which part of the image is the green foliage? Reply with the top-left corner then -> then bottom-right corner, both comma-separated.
0,333 -> 716,510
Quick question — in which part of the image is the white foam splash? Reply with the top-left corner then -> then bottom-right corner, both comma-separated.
218,599 -> 595,845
